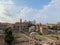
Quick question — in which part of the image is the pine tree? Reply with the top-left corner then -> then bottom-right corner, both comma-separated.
5,28 -> 14,45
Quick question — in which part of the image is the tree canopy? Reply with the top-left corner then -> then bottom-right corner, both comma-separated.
5,28 -> 14,45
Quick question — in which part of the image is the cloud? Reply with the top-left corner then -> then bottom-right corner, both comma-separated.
0,0 -> 60,23
14,7 -> 33,21
35,0 -> 60,23
0,0 -> 15,23
0,0 -> 14,4
0,0 -> 34,23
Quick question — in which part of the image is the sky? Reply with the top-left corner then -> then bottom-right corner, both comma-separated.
0,0 -> 60,24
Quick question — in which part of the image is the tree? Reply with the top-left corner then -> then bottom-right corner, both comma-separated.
5,28 -> 14,45
28,23 -> 35,27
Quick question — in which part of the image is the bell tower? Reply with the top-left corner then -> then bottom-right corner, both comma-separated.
20,19 -> 22,22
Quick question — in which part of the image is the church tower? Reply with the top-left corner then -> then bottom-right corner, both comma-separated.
20,19 -> 22,22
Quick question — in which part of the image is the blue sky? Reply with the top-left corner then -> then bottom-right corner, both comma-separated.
0,0 -> 60,24
14,0 -> 51,9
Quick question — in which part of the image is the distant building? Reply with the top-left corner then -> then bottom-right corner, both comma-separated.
36,24 -> 48,35
0,23 -> 13,30
12,19 -> 35,34
13,21 -> 30,32
57,22 -> 60,26
46,23 -> 60,34
29,26 -> 36,32
0,19 -> 36,34
1,19 -> 60,35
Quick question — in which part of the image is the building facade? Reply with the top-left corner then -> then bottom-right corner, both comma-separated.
36,24 -> 48,35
